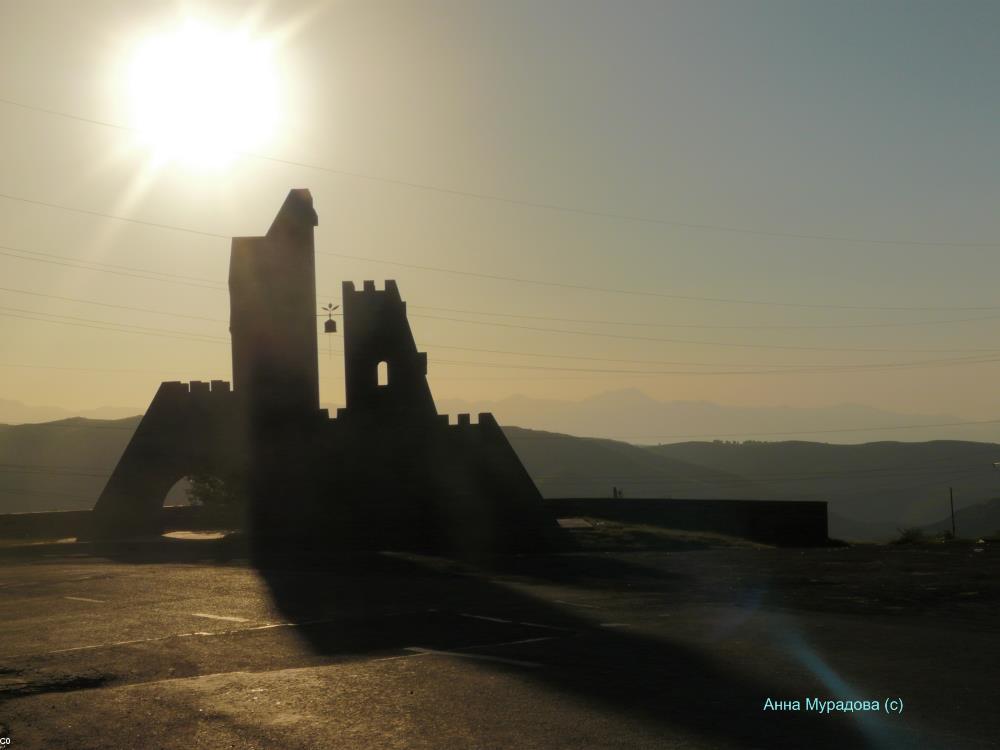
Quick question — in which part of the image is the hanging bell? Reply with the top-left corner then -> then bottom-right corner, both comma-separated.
324,319 -> 337,333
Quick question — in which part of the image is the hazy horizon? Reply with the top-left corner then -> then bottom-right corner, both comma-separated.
2,1 -> 999,433
5,387 -> 1000,446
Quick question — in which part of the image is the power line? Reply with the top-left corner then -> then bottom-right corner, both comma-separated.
1,271 -> 997,371
4,350 -> 998,381
3,190 -> 1000,313
0,191 -> 227,239
6,262 -> 1000,365
425,349 -> 998,374
2,94 -> 998,249
0,465 -> 110,478
422,341 -> 868,369
0,242 -> 343,299
0,485 -> 96,501
3,279 -> 1000,373
6,244 -> 223,286
413,313 -> 1000,355
408,304 -> 1000,331
0,363 -> 218,375
323,251 -> 1000,312
0,286 -> 227,323
4,263 -> 999,358
3,303 -> 999,376
429,354 -> 1000,376
0,243 -> 226,291
0,307 -> 229,345
5,239 -> 995,330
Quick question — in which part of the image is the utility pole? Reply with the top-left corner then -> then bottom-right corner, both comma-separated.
949,486 -> 956,538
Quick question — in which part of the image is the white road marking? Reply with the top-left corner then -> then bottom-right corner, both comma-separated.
462,636 -> 555,649
554,599 -> 601,609
460,613 -> 513,624
371,651 -> 432,663
599,622 -> 632,628
191,613 -> 249,623
518,621 -> 572,631
460,613 -> 572,632
405,647 -> 541,668
1,620 -> 309,659
64,596 -> 105,603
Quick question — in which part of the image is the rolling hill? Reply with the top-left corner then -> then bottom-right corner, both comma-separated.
0,416 -> 140,513
3,416 -> 999,541
649,440 -> 1000,536
502,426 -> 761,499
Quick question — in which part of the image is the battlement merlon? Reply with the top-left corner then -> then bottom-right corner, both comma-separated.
438,413 -> 502,429
134,381 -> 237,433
150,380 -> 233,399
342,280 -> 403,303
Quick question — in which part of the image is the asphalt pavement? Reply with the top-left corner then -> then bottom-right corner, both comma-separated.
0,535 -> 996,749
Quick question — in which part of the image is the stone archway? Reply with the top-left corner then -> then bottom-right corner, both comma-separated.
91,380 -> 248,537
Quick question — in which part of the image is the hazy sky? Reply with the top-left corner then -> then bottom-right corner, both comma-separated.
1,0 -> 998,431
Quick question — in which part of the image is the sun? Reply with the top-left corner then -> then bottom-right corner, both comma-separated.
126,20 -> 280,169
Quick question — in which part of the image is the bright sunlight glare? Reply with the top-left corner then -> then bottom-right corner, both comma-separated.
127,20 -> 280,169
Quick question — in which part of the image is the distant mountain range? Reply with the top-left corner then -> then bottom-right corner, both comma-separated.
3,412 -> 999,541
647,440 -> 1000,537
5,390 -> 996,444
0,399 -> 142,425
503,426 -> 762,500
438,389 -> 999,444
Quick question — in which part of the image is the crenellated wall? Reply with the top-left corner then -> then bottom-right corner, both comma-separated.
340,279 -> 436,419
86,192 -> 566,557
90,379 -> 249,537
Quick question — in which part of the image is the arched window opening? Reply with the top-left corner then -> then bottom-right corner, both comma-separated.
377,360 -> 389,387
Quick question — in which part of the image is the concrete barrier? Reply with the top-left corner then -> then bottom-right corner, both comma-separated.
545,497 -> 828,546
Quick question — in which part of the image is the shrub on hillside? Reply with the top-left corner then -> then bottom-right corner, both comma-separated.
893,527 -> 927,545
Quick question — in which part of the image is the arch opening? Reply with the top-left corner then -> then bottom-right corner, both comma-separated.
377,360 -> 389,387
159,474 -> 245,538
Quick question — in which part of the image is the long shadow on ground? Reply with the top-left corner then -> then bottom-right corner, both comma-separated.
7,536 -> 917,749
255,546 -> 911,750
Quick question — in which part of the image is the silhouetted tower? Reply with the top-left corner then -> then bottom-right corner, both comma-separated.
341,279 -> 436,419
229,189 -> 320,418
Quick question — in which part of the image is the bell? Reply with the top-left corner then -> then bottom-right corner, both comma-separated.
324,319 -> 337,333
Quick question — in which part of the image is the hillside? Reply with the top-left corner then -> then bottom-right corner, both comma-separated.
922,497 -> 1000,539
5,417 -> 999,543
438,390 -> 999,443
0,417 -> 140,513
0,418 -> 760,514
0,399 -> 141,425
503,426 -> 762,499
649,440 -> 1000,536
